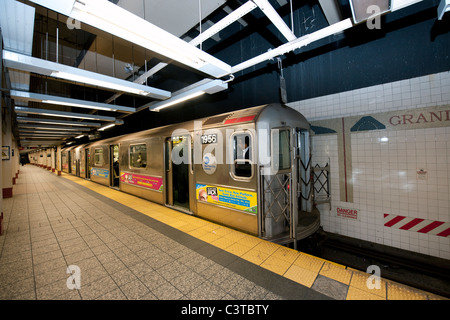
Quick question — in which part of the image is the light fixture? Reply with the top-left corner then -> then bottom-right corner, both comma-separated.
10,90 -> 136,113
75,135 -> 84,139
30,0 -> 232,78
20,139 -> 62,144
18,124 -> 91,131
152,91 -> 205,111
16,116 -> 101,127
20,133 -> 76,138
98,123 -> 116,131
148,79 -> 228,112
19,129 -> 84,135
3,50 -> 171,99
15,106 -> 118,122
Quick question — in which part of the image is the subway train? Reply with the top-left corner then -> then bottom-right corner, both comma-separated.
60,103 -> 321,246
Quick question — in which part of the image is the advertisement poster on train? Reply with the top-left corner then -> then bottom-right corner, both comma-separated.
196,184 -> 257,214
91,168 -> 109,179
120,172 -> 163,191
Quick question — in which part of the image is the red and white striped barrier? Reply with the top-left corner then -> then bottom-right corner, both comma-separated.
384,214 -> 450,237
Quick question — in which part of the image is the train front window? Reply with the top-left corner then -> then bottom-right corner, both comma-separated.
130,144 -> 147,168
272,129 -> 291,171
233,133 -> 252,178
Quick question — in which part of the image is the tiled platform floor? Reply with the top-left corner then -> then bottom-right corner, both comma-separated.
0,165 -> 446,301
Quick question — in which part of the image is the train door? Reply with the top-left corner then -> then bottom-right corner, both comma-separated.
85,148 -> 91,180
165,135 -> 191,212
68,151 -> 72,174
80,148 -> 85,178
110,144 -> 119,188
296,128 -> 312,213
260,128 -> 297,244
75,150 -> 80,177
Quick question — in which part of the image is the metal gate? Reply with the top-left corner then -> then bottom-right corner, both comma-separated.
260,171 -> 293,240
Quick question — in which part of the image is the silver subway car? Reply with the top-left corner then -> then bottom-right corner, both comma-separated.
61,103 -> 320,246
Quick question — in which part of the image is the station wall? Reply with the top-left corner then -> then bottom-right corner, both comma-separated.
289,71 -> 450,259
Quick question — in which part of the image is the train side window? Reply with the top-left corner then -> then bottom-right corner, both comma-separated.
272,129 -> 291,171
94,148 -> 103,166
232,133 -> 252,178
130,144 -> 147,168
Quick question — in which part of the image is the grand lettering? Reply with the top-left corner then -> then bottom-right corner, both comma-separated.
389,110 -> 450,126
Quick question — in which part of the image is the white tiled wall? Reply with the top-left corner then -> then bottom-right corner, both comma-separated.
289,71 -> 450,259
289,71 -> 450,121
350,128 -> 450,258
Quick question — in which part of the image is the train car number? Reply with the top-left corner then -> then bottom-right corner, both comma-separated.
201,133 -> 217,144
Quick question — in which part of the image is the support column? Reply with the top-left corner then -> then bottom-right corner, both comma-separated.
0,28 -> 3,235
2,101 -> 13,199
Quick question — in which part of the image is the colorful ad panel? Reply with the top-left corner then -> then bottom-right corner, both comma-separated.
91,168 -> 109,179
196,184 -> 257,214
120,172 -> 163,192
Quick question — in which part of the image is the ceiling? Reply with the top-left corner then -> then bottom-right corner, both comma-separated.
0,0 -> 443,151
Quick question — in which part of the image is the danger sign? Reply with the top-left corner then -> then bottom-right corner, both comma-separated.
335,206 -> 358,220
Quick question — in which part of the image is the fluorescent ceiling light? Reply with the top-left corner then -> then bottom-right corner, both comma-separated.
18,124 -> 90,131
15,106 -> 117,121
21,139 -> 62,144
75,135 -> 84,139
30,0 -> 232,78
20,133 -> 68,138
98,123 -> 115,131
149,79 -> 228,112
3,50 -> 171,99
16,116 -> 101,127
152,91 -> 205,111
19,129 -> 84,135
20,134 -> 78,139
10,90 -> 135,113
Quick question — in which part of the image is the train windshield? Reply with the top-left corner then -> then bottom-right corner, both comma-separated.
272,129 -> 291,171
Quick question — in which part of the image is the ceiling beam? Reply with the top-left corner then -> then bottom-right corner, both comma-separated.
252,0 -> 297,41
231,18 -> 353,74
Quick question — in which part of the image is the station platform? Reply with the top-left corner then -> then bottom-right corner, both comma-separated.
0,165 -> 447,302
